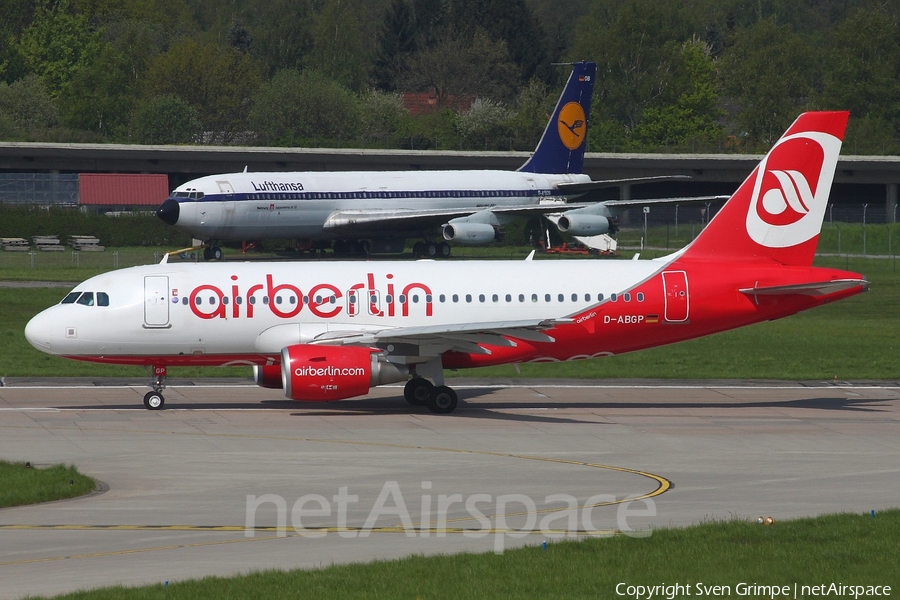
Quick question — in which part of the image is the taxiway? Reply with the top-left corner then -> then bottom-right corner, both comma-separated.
0,379 -> 898,599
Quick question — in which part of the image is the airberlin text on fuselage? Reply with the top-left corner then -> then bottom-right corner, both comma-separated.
187,273 -> 433,320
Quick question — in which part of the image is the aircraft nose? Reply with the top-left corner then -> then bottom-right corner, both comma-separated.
157,197 -> 180,226
24,311 -> 53,353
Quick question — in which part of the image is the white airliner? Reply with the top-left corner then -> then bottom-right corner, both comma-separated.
26,112 -> 866,414
155,61 -> 714,260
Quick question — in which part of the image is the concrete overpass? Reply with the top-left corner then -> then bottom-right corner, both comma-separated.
0,142 -> 896,221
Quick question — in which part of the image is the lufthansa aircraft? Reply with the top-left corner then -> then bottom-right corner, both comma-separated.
155,61 -> 714,260
27,112 -> 866,414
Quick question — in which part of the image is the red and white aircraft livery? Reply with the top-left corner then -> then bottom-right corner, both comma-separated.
26,112 -> 866,414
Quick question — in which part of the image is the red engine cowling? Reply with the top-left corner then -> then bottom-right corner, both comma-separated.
280,345 -> 385,402
253,364 -> 284,389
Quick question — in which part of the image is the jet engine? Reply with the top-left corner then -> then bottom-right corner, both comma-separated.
556,213 -> 610,235
253,364 -> 284,389
441,222 -> 498,245
280,345 -> 407,402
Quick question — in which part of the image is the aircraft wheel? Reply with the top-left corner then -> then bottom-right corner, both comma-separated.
426,242 -> 438,258
404,378 -> 433,406
438,242 -> 451,258
412,241 -> 426,258
427,386 -> 458,414
143,391 -> 165,410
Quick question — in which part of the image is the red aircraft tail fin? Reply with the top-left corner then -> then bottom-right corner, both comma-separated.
682,111 -> 849,266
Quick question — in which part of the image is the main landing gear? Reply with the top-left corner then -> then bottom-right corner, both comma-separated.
403,377 -> 458,414
203,244 -> 224,261
412,241 -> 451,259
143,366 -> 167,410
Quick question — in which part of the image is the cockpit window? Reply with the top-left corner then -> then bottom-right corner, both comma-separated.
61,291 -> 109,306
76,292 -> 95,306
173,190 -> 205,200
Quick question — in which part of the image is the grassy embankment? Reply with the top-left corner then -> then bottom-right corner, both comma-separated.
30,510 -> 900,600
0,460 -> 95,508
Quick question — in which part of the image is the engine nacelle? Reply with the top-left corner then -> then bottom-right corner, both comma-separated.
253,364 -> 284,389
280,345 -> 406,402
556,213 -> 610,235
442,222 -> 498,245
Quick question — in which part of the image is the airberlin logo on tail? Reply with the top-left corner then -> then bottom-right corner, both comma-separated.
746,131 -> 842,248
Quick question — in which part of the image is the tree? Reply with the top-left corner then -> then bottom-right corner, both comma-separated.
243,0 -> 314,74
572,0 -> 699,131
448,0 -> 547,83
358,90 -> 409,144
817,8 -> 900,122
59,42 -> 135,137
455,98 -> 514,149
397,29 -> 519,104
131,94 -> 201,144
305,0 -> 368,91
17,0 -> 102,96
633,39 -> 722,147
0,0 -> 34,83
141,38 -> 262,143
372,0 -> 418,91
719,17 -> 817,144
508,78 -> 555,147
0,74 -> 58,132
248,69 -> 361,146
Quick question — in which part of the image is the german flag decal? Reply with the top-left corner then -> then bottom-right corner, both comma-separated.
646,314 -> 660,324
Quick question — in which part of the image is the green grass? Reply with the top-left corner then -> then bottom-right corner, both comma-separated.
1,253 -> 896,380
616,222 -> 900,258
0,460 -> 95,508
32,510 -> 900,599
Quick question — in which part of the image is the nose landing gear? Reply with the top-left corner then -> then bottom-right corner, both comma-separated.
143,366 -> 167,410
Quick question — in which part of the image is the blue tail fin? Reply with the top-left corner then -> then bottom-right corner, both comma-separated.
518,61 -> 596,175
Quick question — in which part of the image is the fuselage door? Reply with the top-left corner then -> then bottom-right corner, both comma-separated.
144,275 -> 170,328
662,270 -> 689,323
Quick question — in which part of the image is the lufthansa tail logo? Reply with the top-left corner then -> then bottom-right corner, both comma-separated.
557,102 -> 586,151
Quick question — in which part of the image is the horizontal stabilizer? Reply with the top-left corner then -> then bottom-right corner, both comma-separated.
739,279 -> 869,297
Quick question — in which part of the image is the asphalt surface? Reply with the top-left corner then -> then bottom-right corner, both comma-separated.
1,378 -> 898,599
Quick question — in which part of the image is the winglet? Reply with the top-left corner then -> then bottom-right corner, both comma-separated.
518,61 -> 596,175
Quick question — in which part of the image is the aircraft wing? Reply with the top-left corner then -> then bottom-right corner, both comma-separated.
321,203 -> 596,233
555,175 -> 691,195
321,195 -> 729,236
601,194 -> 730,207
308,318 -> 573,355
